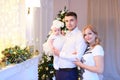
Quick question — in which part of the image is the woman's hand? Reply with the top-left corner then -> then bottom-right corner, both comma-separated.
74,58 -> 82,66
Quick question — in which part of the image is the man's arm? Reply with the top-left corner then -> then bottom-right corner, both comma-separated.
54,33 -> 87,61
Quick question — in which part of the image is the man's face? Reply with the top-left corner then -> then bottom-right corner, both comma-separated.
65,16 -> 77,31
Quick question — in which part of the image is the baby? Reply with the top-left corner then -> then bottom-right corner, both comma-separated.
43,20 -> 65,70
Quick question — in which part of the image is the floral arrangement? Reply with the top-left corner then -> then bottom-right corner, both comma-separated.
55,6 -> 68,31
38,6 -> 68,80
0,45 -> 33,67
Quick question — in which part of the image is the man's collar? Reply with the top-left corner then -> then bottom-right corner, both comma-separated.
69,27 -> 79,34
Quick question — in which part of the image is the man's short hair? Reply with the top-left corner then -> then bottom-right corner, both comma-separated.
65,12 -> 77,19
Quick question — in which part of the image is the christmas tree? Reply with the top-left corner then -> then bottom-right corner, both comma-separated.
38,7 -> 68,80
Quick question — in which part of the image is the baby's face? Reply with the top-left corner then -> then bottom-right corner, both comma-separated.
52,27 -> 61,35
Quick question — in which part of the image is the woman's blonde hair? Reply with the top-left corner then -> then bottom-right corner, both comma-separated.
82,25 -> 101,47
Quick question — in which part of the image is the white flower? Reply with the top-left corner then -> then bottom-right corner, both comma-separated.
56,18 -> 61,21
47,56 -> 51,61
61,10 -> 65,15
51,20 -> 64,29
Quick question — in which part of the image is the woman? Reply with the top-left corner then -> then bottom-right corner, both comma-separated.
74,25 -> 104,80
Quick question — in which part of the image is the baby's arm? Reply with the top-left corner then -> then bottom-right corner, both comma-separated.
48,39 -> 55,52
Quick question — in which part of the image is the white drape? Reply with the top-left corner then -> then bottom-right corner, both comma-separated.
39,0 -> 53,51
87,0 -> 120,80
0,0 -> 26,57
0,0 -> 54,57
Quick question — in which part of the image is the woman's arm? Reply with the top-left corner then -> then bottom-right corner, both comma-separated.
74,55 -> 104,74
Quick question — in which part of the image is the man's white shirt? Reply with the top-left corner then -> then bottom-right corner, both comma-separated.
59,27 -> 87,68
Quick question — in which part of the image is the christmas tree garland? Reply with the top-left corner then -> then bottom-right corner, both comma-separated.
38,7 -> 68,80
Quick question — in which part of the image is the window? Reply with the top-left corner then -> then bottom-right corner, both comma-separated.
0,0 -> 26,57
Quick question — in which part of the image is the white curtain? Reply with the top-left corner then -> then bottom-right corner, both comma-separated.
0,0 -> 26,57
87,0 -> 120,80
0,0 -> 54,57
39,0 -> 53,52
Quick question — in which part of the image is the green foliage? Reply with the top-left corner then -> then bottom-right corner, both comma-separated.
38,53 -> 55,80
1,45 -> 32,65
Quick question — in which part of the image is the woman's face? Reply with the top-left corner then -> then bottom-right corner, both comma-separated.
84,28 -> 96,45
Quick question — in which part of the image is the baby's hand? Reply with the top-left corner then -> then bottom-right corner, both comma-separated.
51,47 -> 55,52
53,48 -> 60,56
72,52 -> 77,55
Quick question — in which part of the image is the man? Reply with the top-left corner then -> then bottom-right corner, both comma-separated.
53,12 -> 87,80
